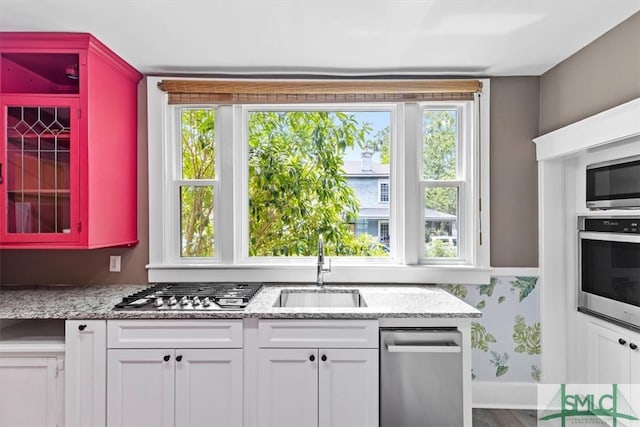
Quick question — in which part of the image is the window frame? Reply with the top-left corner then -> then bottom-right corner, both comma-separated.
170,106 -> 221,262
378,179 -> 390,203
146,77 -> 491,284
237,103 -> 400,266
419,103 -> 471,265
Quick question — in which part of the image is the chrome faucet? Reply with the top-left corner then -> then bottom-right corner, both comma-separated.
317,235 -> 331,287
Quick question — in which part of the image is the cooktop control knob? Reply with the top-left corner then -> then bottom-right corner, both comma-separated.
180,296 -> 190,306
203,297 -> 211,307
192,296 -> 201,306
153,298 -> 164,307
168,296 -> 178,306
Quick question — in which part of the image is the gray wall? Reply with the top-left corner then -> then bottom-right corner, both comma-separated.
489,77 -> 540,267
539,12 -> 640,134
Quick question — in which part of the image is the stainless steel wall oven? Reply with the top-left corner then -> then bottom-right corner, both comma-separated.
578,216 -> 640,329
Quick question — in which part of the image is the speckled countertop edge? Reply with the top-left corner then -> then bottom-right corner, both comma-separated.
0,283 -> 481,320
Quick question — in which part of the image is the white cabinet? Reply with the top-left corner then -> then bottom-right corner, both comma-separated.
0,319 -> 66,427
0,355 -> 64,427
582,314 -> 640,384
318,348 -> 378,427
65,320 -> 107,427
258,348 -> 318,427
257,320 -> 379,427
106,320 -> 243,427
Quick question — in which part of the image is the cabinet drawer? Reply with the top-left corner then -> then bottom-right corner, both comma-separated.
107,320 -> 243,348
258,320 -> 378,348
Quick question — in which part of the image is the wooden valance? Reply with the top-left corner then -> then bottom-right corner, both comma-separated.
158,79 -> 482,104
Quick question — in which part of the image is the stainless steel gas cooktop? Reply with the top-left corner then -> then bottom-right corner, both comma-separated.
114,282 -> 263,311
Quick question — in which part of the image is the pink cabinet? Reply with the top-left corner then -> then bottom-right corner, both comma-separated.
0,33 -> 142,248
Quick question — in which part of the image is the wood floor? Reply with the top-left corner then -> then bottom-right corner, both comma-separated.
472,409 -> 538,427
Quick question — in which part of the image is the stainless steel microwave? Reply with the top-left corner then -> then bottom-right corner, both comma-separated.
586,155 -> 640,209
578,216 -> 640,329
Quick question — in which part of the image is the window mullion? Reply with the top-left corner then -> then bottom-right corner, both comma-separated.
402,103 -> 420,265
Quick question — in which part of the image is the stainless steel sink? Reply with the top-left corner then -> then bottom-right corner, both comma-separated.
274,289 -> 366,308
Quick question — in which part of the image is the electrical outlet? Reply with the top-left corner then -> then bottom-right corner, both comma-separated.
109,255 -> 121,272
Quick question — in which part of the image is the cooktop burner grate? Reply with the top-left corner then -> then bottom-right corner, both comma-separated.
114,282 -> 263,311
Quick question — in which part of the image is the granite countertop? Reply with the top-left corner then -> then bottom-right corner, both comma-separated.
0,283 -> 481,320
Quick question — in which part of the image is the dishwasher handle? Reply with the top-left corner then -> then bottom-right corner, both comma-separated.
387,343 -> 461,353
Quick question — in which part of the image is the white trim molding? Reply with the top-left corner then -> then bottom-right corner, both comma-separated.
472,382 -> 537,409
534,97 -> 640,161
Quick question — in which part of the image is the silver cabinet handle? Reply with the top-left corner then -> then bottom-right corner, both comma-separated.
387,344 -> 461,353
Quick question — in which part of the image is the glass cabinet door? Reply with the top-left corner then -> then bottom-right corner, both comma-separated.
2,96 -> 79,243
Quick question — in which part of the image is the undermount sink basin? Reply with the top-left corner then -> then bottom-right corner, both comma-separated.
274,289 -> 366,308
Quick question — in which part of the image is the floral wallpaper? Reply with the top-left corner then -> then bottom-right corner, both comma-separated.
441,275 -> 541,383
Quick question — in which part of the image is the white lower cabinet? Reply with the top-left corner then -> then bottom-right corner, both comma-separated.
65,320 -> 107,427
105,320 -> 243,427
318,348 -> 378,427
583,314 -> 640,384
0,355 -> 64,427
257,320 -> 379,427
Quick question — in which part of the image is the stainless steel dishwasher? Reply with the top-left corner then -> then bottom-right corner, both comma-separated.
380,328 -> 463,427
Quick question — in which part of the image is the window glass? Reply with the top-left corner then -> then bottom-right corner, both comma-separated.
423,110 -> 457,180
181,109 -> 215,179
424,186 -> 459,258
379,181 -> 390,203
180,186 -> 214,257
179,108 -> 216,257
422,108 -> 461,260
247,110 -> 391,257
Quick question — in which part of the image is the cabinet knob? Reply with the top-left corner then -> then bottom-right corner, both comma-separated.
630,343 -> 638,351
163,355 -> 171,362
309,354 -> 315,362
321,354 -> 327,362
78,324 -> 87,331
176,355 -> 183,362
619,338 -> 627,346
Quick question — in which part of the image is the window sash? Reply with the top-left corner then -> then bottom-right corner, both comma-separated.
238,103 -> 399,264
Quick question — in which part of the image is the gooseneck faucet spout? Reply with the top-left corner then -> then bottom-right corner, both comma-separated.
317,235 -> 331,287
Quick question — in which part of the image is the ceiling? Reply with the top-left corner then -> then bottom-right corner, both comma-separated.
1,0 -> 639,76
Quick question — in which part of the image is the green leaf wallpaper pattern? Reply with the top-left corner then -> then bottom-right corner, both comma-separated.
444,284 -> 468,299
489,351 -> 509,377
510,276 -> 538,302
531,365 -> 541,382
471,321 -> 496,351
478,277 -> 498,297
513,315 -> 541,355
440,275 -> 540,383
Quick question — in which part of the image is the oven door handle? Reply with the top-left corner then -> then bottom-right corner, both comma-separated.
579,231 -> 640,244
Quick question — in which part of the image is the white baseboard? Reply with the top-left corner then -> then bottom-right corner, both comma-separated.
472,382 -> 538,409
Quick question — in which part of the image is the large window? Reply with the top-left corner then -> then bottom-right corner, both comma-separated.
246,109 -> 392,258
148,78 -> 490,283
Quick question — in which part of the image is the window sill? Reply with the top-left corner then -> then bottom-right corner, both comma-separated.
146,263 -> 491,285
